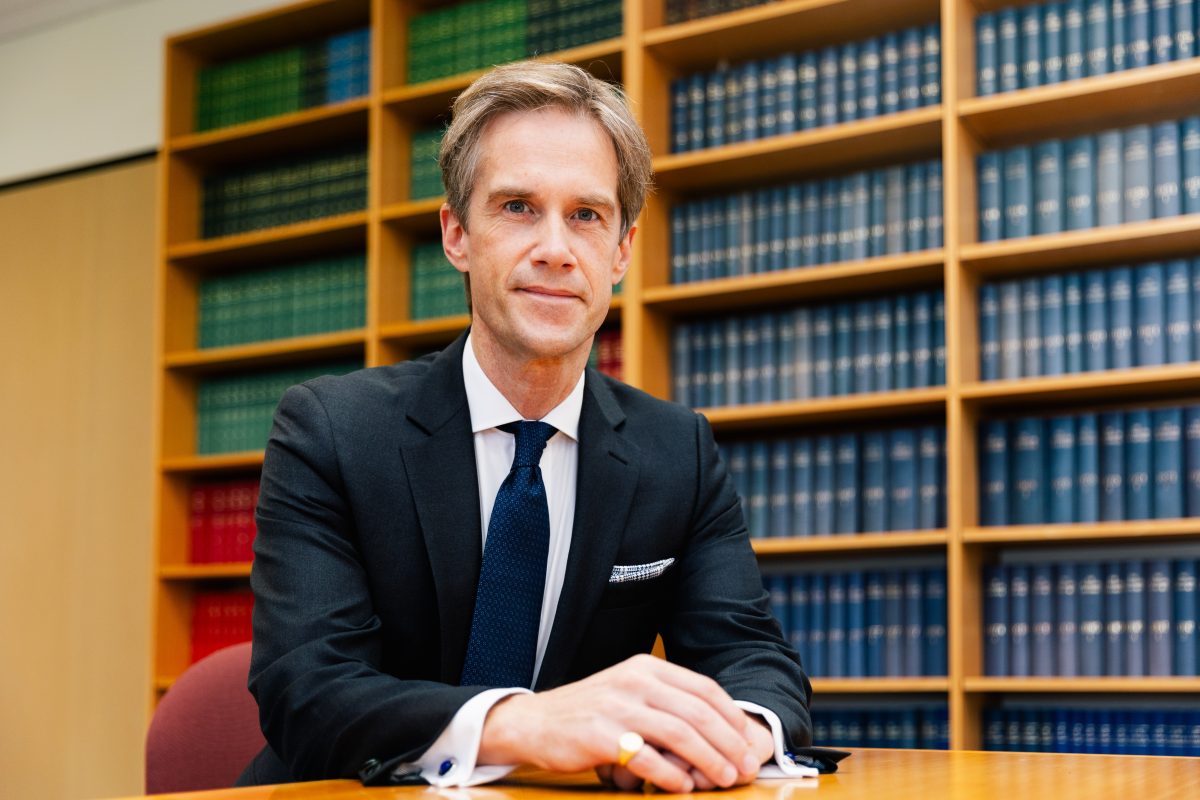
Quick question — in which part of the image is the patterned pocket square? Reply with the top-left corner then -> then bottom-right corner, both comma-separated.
609,558 -> 675,584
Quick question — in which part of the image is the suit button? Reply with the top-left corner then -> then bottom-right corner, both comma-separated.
358,758 -> 382,781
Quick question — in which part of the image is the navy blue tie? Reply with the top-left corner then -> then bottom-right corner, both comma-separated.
460,420 -> 557,688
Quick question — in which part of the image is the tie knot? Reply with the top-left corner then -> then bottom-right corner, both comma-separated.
500,420 -> 556,467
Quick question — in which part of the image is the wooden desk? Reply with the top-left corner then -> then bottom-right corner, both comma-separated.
116,749 -> 1200,800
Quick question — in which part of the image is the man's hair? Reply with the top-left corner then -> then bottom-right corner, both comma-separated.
439,61 -> 653,239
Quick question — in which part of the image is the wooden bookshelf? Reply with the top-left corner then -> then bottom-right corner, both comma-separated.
152,0 -> 1200,755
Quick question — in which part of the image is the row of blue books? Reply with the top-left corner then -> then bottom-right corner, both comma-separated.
985,705 -> 1200,756
979,404 -> 1200,525
980,259 -> 1200,380
764,568 -> 948,679
672,291 -> 946,410
670,160 -> 943,285
721,426 -> 947,540
670,23 -> 940,153
813,704 -> 949,750
977,1 -> 1199,97
984,558 -> 1199,677
977,115 -> 1200,241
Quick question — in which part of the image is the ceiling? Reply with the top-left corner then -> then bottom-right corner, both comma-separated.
0,0 -> 134,43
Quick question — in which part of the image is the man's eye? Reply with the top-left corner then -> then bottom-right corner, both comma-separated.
504,200 -> 527,214
576,208 -> 597,221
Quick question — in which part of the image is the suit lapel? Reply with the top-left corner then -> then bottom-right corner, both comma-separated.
536,372 -> 640,690
397,332 -> 483,683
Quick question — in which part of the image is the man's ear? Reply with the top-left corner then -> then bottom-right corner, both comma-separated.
613,224 -> 636,286
440,203 -> 470,275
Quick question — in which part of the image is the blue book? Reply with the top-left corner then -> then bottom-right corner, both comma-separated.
985,564 -> 1011,675
1065,273 -> 1085,372
927,160 -> 944,248
900,27 -> 922,110
1057,562 -> 1080,676
893,295 -> 913,389
850,171 -> 870,261
1004,146 -> 1033,238
672,323 -> 692,405
1113,0 -> 1131,70
769,186 -> 787,272
981,419 -> 1010,526
670,205 -> 687,284
1021,278 -> 1044,377
912,291 -> 933,387
1013,417 -> 1046,524
980,283 -> 1001,380
1153,406 -> 1184,518
814,435 -> 835,534
686,73 -> 706,151
1042,275 -> 1066,375
1010,564 -> 1032,676
1034,140 -> 1065,235
1182,117 -> 1200,213
1127,408 -> 1154,519
869,170 -> 887,257
778,309 -> 796,401
794,307 -> 813,400
1049,415 -> 1077,523
1124,125 -> 1154,222
778,54 -> 798,135
791,436 -> 814,537
689,322 -> 709,408
705,70 -> 726,149
723,69 -> 744,143
1165,259 -> 1192,362
707,319 -> 726,404
1152,0 -> 1171,62
866,571 -> 885,676
1065,135 -> 1097,230
798,51 -> 818,131
740,315 -> 760,405
711,198 -> 729,279
1032,563 -> 1057,676
758,58 -> 780,139
1021,5 -> 1044,88
883,570 -> 905,676
1097,129 -> 1125,226
921,24 -> 941,105
812,306 -> 834,397
1043,3 -> 1066,84
834,433 -> 860,533
885,166 -> 907,254
1110,266 -> 1135,369
1083,270 -> 1109,372
917,425 -> 942,529
827,573 -> 847,677
1126,0 -> 1152,68
874,298 -> 894,392
1105,562 -> 1126,675
1176,0 -> 1196,58
723,318 -> 742,407
751,188 -> 771,274
978,152 -> 1004,241
881,32 -> 901,115
889,428 -> 918,530
998,280 -> 1023,378
766,574 -> 790,632
808,573 -> 828,676
748,440 -> 770,537
923,568 -> 947,675
784,183 -> 803,268
1086,0 -> 1112,75
1135,262 -> 1166,366
801,182 -> 821,266
1148,558 -> 1174,675
833,302 -> 854,395
1077,413 -> 1101,522
1154,121 -> 1182,218
839,42 -> 859,123
862,431 -> 887,532
759,313 -> 778,402
670,78 -> 689,153
789,574 -> 809,658
1100,411 -> 1127,521
769,439 -> 792,538
1065,0 -> 1088,79
698,199 -> 715,282
820,178 -> 839,263
904,569 -> 925,676
858,39 -> 881,120
846,572 -> 867,677
741,61 -> 761,142
1187,405 -> 1200,515
817,46 -> 839,128
905,162 -> 927,252
977,12 -> 999,95
1079,562 -> 1105,676
999,8 -> 1021,92
1174,559 -> 1197,675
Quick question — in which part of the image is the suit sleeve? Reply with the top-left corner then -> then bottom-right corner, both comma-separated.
660,412 -> 813,753
248,383 -> 485,784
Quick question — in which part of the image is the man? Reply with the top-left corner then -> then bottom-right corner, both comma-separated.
240,61 -> 812,792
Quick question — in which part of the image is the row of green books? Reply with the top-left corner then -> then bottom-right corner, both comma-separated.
410,127 -> 445,201
411,243 -> 466,321
201,146 -> 367,238
195,28 -> 370,132
197,255 -> 366,349
197,361 -> 361,455
406,0 -> 622,84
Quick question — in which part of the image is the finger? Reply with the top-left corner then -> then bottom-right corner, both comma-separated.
608,764 -> 643,791
595,764 -> 615,788
626,706 -> 740,789
663,752 -> 716,792
620,740 -> 694,794
643,658 -> 747,733
646,682 -> 756,775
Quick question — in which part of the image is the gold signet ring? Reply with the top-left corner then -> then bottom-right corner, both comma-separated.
616,731 -> 645,767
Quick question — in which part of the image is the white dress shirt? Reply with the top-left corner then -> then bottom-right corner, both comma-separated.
402,334 -> 812,786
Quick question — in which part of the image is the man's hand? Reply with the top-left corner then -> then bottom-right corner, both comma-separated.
477,654 -> 766,792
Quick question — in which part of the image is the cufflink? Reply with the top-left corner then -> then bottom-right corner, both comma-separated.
439,758 -> 456,777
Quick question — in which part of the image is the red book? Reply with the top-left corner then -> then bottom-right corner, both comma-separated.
232,480 -> 255,563
189,485 -> 210,563
209,484 -> 231,563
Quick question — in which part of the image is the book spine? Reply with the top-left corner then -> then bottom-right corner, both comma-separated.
900,27 -> 922,110
985,564 -> 1010,676
866,571 -> 885,676
814,435 -> 835,535
1049,414 -> 1077,523
1021,278 -> 1044,378
778,53 -> 798,135
1183,117 -> 1200,213
1065,0 -> 1088,80
1135,261 -> 1166,366
798,51 -> 818,131
1153,406 -> 1184,518
1044,2 -> 1066,84
1079,561 -> 1105,677
912,291 -> 933,388
1101,411 -> 1128,521
1057,562 -> 1080,677
999,9 -> 1021,92
1148,558 -> 1174,675
821,178 -> 840,263
1042,274 -> 1066,376
921,23 -> 941,106
1086,0 -> 1112,75
1166,258 -> 1193,363
927,160 -> 944,248
874,298 -> 894,392
918,425 -> 943,529
998,280 -> 1022,378
862,431 -> 887,533
1065,135 -> 1096,230
705,69 -> 726,150
1177,0 -> 1196,58
789,573 -> 809,657
759,57 -> 780,140
1106,562 -> 1127,675
1113,0 -> 1131,70
1010,564 -> 1032,676
1077,413 -> 1101,522
827,573 -> 847,677
847,572 -> 866,678
980,283 -> 1000,380
748,440 -> 769,538
1175,558 -> 1198,675
1003,146 -> 1033,239
1123,124 -> 1154,223
1127,409 -> 1154,520
1154,120 -> 1182,218
924,568 -> 947,676
817,46 -> 839,128
1034,140 -> 1065,235
1064,272 -> 1086,372
792,436 -> 814,537
905,162 -> 927,252
981,420 -> 1010,526
834,433 -> 860,534
904,569 -> 925,676
809,573 -> 828,676
884,570 -> 905,677
1097,130 -> 1125,225
1013,416 -> 1046,524
813,306 -> 834,398
1021,4 -> 1044,88
1110,266 -> 1135,369
881,32 -> 901,115
741,61 -> 761,142
839,43 -> 859,123
1128,0 -> 1153,68
1187,404 -> 1200,515
1032,563 -> 1056,676
889,428 -> 918,530
769,439 -> 791,538
978,152 -> 1003,241
672,323 -> 691,405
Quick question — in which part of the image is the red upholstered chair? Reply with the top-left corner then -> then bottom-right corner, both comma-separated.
145,641 -> 265,794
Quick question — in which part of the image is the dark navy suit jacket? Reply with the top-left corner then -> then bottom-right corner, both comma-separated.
240,331 -> 812,785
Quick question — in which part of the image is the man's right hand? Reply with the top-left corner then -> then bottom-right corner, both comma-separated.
476,654 -> 763,793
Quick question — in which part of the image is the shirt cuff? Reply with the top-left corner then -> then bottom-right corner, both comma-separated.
400,687 -> 532,787
734,700 -> 819,779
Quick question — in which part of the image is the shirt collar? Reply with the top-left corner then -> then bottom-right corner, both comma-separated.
461,331 -> 584,441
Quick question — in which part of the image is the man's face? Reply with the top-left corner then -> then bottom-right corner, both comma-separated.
441,107 -> 634,365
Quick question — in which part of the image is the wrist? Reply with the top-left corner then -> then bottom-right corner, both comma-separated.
478,692 -> 537,766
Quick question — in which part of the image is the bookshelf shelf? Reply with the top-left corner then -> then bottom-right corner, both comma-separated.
959,216 -> 1200,276
167,212 -> 369,271
380,198 -> 443,234
753,530 -> 948,556
959,364 -> 1200,410
652,106 -> 943,192
960,59 -> 1200,147
811,677 -> 950,693
643,0 -> 937,69
642,251 -> 945,314
168,98 -> 370,163
159,563 -> 253,580
164,330 -> 367,373
702,388 -> 948,433
963,677 -> 1200,693
963,519 -> 1200,545
379,315 -> 471,349
160,452 -> 264,475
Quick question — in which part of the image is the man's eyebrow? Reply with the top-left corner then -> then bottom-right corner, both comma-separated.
485,187 -> 617,212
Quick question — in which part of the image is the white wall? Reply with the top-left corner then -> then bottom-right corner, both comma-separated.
0,0 -> 283,185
